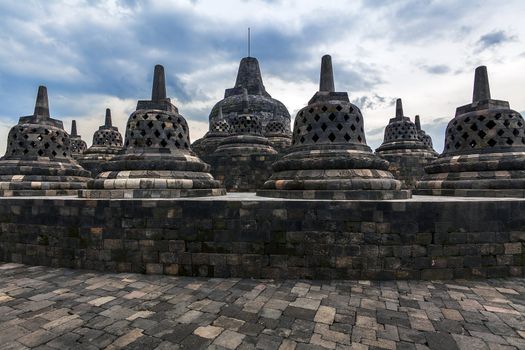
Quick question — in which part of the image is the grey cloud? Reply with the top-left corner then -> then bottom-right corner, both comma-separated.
420,64 -> 451,75
476,30 -> 517,51
351,94 -> 396,111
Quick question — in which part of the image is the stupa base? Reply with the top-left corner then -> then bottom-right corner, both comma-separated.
0,181 -> 87,197
256,189 -> 411,200
80,188 -> 226,199
414,187 -> 525,198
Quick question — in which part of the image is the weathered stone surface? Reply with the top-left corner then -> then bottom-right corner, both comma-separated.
376,99 -> 438,189
417,66 -> 525,197
258,55 -> 410,200
0,86 -> 91,196
2,263 -> 522,349
79,65 -> 225,198
76,108 -> 123,177
0,194 -> 524,280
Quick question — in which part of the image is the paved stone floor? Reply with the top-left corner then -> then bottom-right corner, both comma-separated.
0,263 -> 524,350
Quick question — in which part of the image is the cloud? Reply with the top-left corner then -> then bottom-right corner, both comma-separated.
419,64 -> 451,75
476,30 -> 517,51
351,94 -> 396,111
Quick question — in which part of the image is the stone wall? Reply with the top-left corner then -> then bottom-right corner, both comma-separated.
0,196 -> 523,280
202,154 -> 277,192
379,153 -> 436,189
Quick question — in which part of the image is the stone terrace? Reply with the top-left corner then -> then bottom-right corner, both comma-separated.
0,263 -> 524,350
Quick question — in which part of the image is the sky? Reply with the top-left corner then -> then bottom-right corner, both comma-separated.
0,0 -> 524,154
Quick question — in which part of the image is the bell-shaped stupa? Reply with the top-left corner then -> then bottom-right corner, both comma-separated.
375,99 -> 437,188
264,104 -> 292,152
80,65 -> 225,198
69,120 -> 87,157
258,55 -> 410,199
191,104 -> 230,157
192,56 -> 291,157
204,88 -> 278,191
0,86 -> 91,196
417,66 -> 525,197
414,115 -> 437,153
76,108 -> 123,176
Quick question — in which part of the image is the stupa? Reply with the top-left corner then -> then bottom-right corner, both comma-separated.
76,108 -> 123,176
0,86 -> 91,196
190,104 -> 230,157
203,89 -> 278,191
264,105 -> 292,152
417,66 -> 525,197
258,55 -> 409,199
375,99 -> 437,188
80,65 -> 225,198
415,115 -> 437,154
69,120 -> 87,157
192,56 -> 291,157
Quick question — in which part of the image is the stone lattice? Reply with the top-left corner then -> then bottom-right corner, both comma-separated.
0,86 -> 90,196
258,55 -> 410,200
204,91 -> 278,191
80,65 -> 225,198
193,56 -> 291,157
77,108 -> 124,177
69,120 -> 87,156
417,66 -> 525,197
376,99 -> 437,189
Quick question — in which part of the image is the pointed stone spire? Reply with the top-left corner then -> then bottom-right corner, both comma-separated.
415,115 -> 421,131
33,86 -> 50,118
242,88 -> 249,113
71,120 -> 78,137
233,57 -> 266,96
473,66 -> 491,102
319,55 -> 335,92
395,98 -> 403,119
105,108 -> 112,127
151,64 -> 167,101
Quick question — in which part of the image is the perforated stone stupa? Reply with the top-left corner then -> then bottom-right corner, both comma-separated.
80,65 -> 225,198
69,120 -> 87,157
0,86 -> 91,196
258,55 -> 410,199
417,66 -> 525,197
375,99 -> 438,188
76,108 -> 123,176
202,88 -> 278,191
192,56 -> 291,157
415,115 -> 437,153
190,104 -> 230,157
264,105 -> 292,152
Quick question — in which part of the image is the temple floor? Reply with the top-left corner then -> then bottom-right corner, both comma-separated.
0,263 -> 523,350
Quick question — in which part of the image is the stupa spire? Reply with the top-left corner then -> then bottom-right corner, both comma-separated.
395,98 -> 403,119
71,120 -> 78,136
473,66 -> 491,102
105,108 -> 112,127
319,55 -> 335,92
415,115 -> 421,131
151,64 -> 167,101
218,104 -> 224,119
33,86 -> 50,118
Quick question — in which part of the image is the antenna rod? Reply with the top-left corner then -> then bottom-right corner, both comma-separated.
248,27 -> 251,57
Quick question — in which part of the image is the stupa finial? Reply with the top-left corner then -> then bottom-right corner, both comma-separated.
473,66 -> 491,103
415,115 -> 421,131
319,55 -> 335,92
151,64 -> 167,101
105,108 -> 112,127
34,85 -> 50,118
242,88 -> 249,113
71,120 -> 78,136
395,98 -> 403,119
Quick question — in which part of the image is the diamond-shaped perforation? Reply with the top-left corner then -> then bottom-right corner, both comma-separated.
383,119 -> 421,143
124,110 -> 191,150
444,110 -> 525,152
292,102 -> 366,145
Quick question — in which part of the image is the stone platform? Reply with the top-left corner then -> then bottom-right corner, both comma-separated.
0,263 -> 524,349
0,194 -> 523,280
